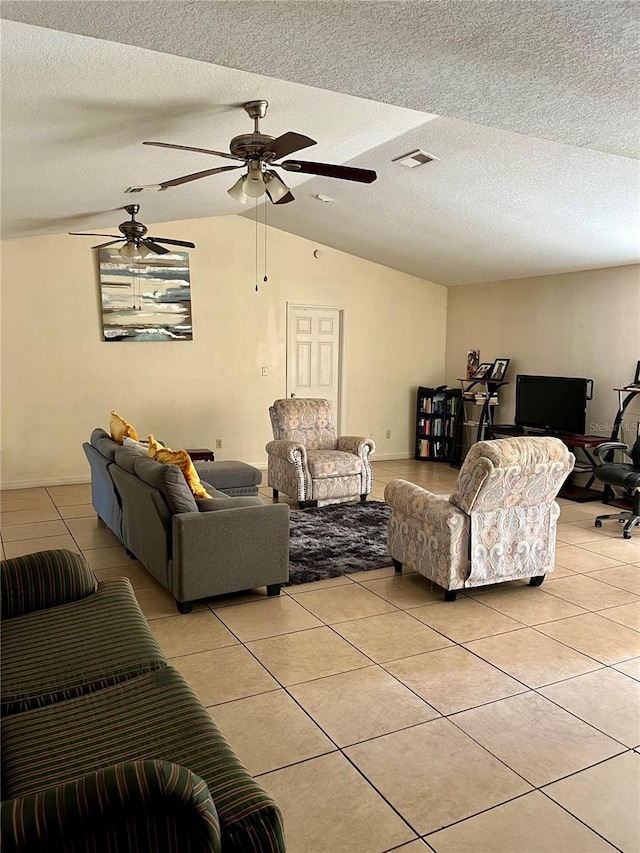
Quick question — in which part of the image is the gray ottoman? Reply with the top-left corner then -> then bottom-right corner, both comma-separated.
195,460 -> 262,496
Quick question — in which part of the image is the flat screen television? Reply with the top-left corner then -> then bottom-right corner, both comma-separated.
515,375 -> 589,435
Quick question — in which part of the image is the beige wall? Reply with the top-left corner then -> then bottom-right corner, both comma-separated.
444,264 -> 640,444
1,215 -> 448,487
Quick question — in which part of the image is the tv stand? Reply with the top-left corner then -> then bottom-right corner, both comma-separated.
492,425 -> 607,502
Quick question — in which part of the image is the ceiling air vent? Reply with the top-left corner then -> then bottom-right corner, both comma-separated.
392,150 -> 440,168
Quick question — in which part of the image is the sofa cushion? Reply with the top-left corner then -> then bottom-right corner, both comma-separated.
90,427 -> 119,462
133,454 -> 198,514
2,667 -> 285,852
306,449 -> 363,479
152,447 -> 214,500
115,444 -> 141,474
110,410 -> 139,444
1,577 -> 167,716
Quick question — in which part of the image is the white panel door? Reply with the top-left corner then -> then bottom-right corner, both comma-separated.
286,304 -> 343,426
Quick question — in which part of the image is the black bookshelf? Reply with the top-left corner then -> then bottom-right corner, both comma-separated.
415,386 -> 462,462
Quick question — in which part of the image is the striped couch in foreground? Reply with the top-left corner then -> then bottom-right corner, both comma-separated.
1,549 -> 286,852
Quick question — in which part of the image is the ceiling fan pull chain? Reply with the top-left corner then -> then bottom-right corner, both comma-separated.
255,197 -> 259,292
263,197 -> 268,284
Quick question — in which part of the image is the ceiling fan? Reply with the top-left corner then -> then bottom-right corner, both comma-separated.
142,100 -> 377,205
69,204 -> 195,258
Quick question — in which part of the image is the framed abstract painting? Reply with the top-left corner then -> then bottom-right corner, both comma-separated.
98,249 -> 192,342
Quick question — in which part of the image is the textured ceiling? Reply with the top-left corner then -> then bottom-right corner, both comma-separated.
3,0 -> 639,157
1,4 -> 639,286
257,118 -> 639,285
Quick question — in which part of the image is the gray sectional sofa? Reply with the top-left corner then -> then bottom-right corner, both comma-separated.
1,549 -> 286,852
83,429 -> 289,612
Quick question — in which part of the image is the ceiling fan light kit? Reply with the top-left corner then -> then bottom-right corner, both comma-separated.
119,241 -> 153,260
227,175 -> 249,204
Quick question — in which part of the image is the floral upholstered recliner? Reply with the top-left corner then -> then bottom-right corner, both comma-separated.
384,436 -> 575,600
266,398 -> 376,508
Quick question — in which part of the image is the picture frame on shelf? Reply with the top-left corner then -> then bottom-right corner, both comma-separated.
466,350 -> 480,379
471,362 -> 493,380
488,358 -> 510,382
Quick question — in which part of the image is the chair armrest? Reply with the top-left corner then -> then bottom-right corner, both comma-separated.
265,439 -> 307,465
172,503 -> 290,600
0,760 -> 221,853
594,442 -> 632,462
337,436 -> 376,456
384,479 -> 460,522
1,549 -> 97,620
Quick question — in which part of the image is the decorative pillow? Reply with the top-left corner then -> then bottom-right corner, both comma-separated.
110,411 -> 139,444
150,445 -> 213,500
123,436 -> 149,456
147,435 -> 165,458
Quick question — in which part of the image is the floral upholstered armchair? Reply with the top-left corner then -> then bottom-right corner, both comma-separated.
384,436 -> 575,600
266,398 -> 376,508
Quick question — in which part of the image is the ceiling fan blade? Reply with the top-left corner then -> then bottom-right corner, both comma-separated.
280,160 -> 377,183
141,240 -> 171,255
262,132 -> 316,160
143,141 -> 243,161
273,191 -> 295,205
91,240 -> 124,249
158,164 -> 243,189
147,237 -> 196,248
69,232 -> 121,238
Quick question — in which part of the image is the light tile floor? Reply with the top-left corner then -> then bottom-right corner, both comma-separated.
1,459 -> 639,852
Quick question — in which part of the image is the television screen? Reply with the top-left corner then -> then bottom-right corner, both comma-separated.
515,375 -> 588,435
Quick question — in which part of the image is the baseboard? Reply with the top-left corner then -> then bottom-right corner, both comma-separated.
371,452 -> 414,461
1,475 -> 92,490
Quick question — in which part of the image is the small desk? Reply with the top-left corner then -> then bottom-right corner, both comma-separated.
186,448 -> 215,462
556,434 -> 608,500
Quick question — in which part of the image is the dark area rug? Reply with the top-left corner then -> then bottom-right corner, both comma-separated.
288,500 -> 392,584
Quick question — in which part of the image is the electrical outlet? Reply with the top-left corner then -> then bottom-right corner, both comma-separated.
385,429 -> 391,439
261,366 -> 268,377
215,439 -> 222,449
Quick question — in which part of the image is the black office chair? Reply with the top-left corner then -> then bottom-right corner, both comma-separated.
593,437 -> 640,539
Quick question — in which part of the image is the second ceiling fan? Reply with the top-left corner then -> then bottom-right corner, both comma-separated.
143,100 -> 377,205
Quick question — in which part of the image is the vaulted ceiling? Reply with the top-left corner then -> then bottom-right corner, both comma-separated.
2,1 -> 638,285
